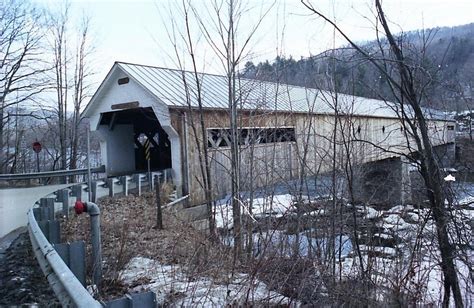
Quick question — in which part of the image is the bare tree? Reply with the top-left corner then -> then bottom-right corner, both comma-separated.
0,0 -> 49,173
69,15 -> 93,172
301,0 -> 464,306
164,0 -> 273,257
193,0 -> 273,259
47,2 -> 95,177
174,0 -> 217,238
49,3 -> 69,174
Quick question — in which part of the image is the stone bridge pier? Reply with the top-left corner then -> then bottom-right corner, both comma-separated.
353,143 -> 456,207
353,157 -> 412,207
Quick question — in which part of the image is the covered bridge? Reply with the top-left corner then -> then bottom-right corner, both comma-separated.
82,62 -> 455,205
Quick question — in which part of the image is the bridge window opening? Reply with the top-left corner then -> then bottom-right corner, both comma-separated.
207,127 -> 295,149
99,107 -> 171,173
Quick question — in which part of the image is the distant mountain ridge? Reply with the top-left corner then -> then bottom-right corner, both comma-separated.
241,23 -> 474,111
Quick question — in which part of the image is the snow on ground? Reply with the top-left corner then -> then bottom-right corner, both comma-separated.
358,245 -> 397,256
340,248 -> 472,306
223,230 -> 353,258
373,232 -> 392,239
212,191 -> 472,305
387,204 -> 414,214
379,214 -> 411,232
458,195 -> 474,206
404,211 -> 420,222
119,257 -> 295,306
338,254 -> 447,304
355,205 -> 381,219
453,181 -> 474,207
306,209 -> 326,216
341,203 -> 473,306
215,194 -> 296,229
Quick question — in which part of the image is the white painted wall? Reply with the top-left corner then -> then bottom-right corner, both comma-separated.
152,106 -> 182,192
98,124 -> 135,175
85,65 -> 182,187
87,66 -> 169,134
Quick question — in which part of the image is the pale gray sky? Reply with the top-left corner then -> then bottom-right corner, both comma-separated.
39,0 -> 474,83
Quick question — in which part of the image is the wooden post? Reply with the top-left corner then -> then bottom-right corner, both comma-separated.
155,175 -> 163,229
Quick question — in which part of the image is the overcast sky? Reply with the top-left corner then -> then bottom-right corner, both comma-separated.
38,0 -> 473,83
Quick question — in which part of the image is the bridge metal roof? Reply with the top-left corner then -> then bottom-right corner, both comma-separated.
84,62 -> 452,121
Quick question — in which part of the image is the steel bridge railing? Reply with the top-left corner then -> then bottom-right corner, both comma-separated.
0,166 -> 105,181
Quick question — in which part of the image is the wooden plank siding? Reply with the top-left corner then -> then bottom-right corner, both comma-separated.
170,107 -> 454,205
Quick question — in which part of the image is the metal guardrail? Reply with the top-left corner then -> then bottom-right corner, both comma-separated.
18,169 -> 170,306
27,209 -> 102,307
0,165 -> 105,181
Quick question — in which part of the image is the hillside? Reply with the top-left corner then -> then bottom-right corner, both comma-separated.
241,23 -> 474,111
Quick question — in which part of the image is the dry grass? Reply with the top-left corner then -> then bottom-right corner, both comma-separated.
60,187 -> 234,300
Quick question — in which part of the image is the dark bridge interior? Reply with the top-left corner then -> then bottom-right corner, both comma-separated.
99,107 -> 172,172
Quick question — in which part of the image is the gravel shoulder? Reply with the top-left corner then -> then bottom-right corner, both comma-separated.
0,230 -> 59,306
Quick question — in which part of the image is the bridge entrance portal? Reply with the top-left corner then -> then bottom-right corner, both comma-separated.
98,107 -> 172,175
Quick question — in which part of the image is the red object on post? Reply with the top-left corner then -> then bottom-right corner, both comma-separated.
32,141 -> 42,153
74,200 -> 86,215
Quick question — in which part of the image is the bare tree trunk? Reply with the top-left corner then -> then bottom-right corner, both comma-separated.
0,98 -> 4,173
374,4 -> 462,306
228,0 -> 243,259
171,1 -> 217,238
301,1 -> 463,305
0,1 -> 48,173
70,16 -> 92,180
51,4 -> 70,180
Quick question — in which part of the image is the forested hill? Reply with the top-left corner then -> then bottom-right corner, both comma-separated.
241,23 -> 474,111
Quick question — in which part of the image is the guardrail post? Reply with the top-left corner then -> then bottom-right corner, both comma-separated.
53,241 -> 86,286
121,176 -> 128,196
91,180 -> 98,203
107,178 -> 115,197
38,220 -> 61,244
40,198 -> 55,221
60,189 -> 70,219
134,174 -> 141,196
73,184 -> 83,201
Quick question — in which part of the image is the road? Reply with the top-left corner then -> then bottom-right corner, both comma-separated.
0,184 -> 72,238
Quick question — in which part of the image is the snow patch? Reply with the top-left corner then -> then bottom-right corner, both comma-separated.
458,195 -> 474,206
355,205 -> 381,219
215,194 -> 296,229
387,204 -> 414,214
120,257 -> 295,306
